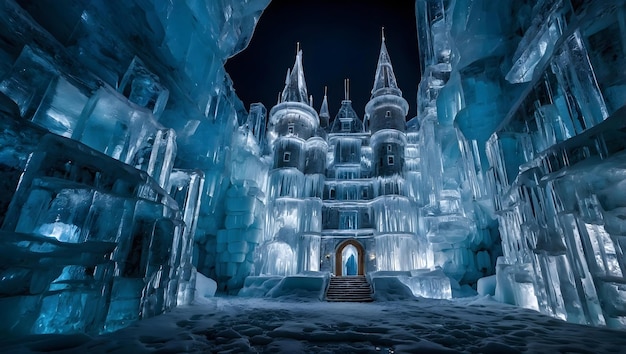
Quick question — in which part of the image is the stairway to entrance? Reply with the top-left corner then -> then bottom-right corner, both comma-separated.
325,276 -> 373,302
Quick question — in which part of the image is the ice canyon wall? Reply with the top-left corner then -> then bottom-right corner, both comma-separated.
417,0 -> 626,328
0,0 -> 269,335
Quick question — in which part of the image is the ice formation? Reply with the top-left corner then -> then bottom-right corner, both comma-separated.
1,0 -> 626,338
416,0 -> 626,328
0,0 -> 269,335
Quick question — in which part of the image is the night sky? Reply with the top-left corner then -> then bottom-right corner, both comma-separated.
225,0 -> 420,120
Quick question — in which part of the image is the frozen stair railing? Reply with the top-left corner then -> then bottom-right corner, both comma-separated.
325,275 -> 373,302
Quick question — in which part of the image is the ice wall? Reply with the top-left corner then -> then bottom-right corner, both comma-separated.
418,0 -> 626,328
413,0 -> 503,287
488,1 -> 626,328
0,0 -> 270,335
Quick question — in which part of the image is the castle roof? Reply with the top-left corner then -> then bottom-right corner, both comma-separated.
330,100 -> 364,133
371,30 -> 402,99
281,49 -> 309,104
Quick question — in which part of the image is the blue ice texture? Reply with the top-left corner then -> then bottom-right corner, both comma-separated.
1,0 -> 626,338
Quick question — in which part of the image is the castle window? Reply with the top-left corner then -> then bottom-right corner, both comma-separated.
362,188 -> 368,199
388,155 -> 395,165
288,123 -> 294,134
342,121 -> 350,131
387,144 -> 392,152
283,151 -> 291,162
385,111 -> 391,118
330,187 -> 336,200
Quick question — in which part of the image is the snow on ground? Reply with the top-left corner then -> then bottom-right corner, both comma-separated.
2,296 -> 626,353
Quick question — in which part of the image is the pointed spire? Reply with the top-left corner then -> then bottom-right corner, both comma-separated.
320,86 -> 329,117
371,28 -> 402,98
281,44 -> 309,104
319,86 -> 330,128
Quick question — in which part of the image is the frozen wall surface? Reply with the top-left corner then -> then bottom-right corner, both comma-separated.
417,0 -> 626,328
0,0 -> 270,335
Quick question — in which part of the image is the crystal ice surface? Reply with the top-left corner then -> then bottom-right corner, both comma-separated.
2,0 -> 626,338
416,0 -> 626,329
0,0 -> 268,335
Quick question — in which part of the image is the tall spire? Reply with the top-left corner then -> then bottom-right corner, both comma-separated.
371,27 -> 402,98
281,44 -> 309,104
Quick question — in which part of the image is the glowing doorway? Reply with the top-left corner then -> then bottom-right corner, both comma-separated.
335,239 -> 365,276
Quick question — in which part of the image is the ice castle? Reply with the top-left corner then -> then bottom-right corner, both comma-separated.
255,34 -> 425,278
1,0 -> 626,337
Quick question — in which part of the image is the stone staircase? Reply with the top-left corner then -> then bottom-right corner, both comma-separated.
325,276 -> 374,302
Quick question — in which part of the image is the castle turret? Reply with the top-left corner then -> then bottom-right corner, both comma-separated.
365,30 -> 408,177
366,30 -> 408,134
267,48 -> 320,174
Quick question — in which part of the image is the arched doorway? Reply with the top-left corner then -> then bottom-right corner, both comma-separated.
335,239 -> 365,276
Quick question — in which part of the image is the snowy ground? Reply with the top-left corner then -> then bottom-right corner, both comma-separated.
2,296 -> 626,353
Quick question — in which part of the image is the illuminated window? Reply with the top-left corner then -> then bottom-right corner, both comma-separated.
288,123 -> 294,134
388,155 -> 394,165
283,151 -> 291,162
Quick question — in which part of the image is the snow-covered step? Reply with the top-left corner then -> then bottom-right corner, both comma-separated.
325,276 -> 373,302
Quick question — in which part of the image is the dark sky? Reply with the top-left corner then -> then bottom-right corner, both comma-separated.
225,0 -> 420,119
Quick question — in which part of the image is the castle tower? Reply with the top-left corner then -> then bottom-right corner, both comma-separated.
365,30 -> 409,178
259,47 -> 324,276
364,31 -> 418,272
266,48 -> 319,181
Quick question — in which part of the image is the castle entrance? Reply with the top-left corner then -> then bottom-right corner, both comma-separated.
335,239 -> 365,276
